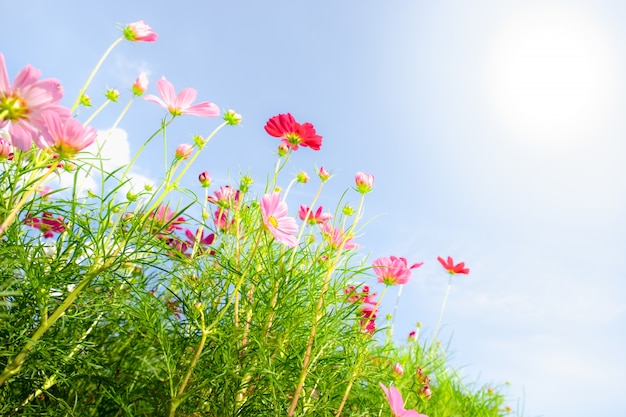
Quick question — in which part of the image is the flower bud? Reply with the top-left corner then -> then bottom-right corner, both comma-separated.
199,171 -> 211,187
193,134 -> 206,148
80,93 -> 91,107
296,171 -> 309,184
105,88 -> 120,102
223,109 -> 242,126
126,191 -> 138,202
342,205 -> 354,216
318,166 -> 330,182
0,133 -> 13,160
277,143 -> 289,157
355,171 -> 374,194
421,385 -> 432,399
175,143 -> 193,160
132,72 -> 149,96
392,363 -> 404,377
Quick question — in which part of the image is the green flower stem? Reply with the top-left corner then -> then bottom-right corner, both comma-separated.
169,122 -> 227,187
432,274 -> 453,346
70,37 -> 124,112
82,98 -> 112,126
334,347 -> 363,417
287,193 -> 366,416
0,262 -> 110,386
262,181 -> 325,338
0,158 -> 59,239
16,311 -> 104,411
168,310 -> 209,417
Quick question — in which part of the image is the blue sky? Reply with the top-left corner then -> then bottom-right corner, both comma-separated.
3,1 -> 626,416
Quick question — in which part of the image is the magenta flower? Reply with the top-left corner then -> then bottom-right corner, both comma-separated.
24,212 -> 66,238
144,77 -> 219,118
298,205 -> 332,225
321,223 -> 360,250
41,112 -> 96,159
123,21 -> 158,42
264,113 -> 322,151
372,256 -> 423,286
360,303 -> 378,335
437,256 -> 470,275
260,192 -> 298,247
355,172 -> 374,194
0,53 -> 69,151
132,72 -> 149,96
379,383 -> 428,417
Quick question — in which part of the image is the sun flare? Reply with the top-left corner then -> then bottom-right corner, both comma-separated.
486,6 -> 617,143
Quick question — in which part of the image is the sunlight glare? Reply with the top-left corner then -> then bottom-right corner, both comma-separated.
486,6 -> 617,144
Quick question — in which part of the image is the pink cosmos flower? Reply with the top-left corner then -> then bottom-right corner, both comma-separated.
372,256 -> 423,286
144,77 -> 219,118
214,209 -> 233,231
148,205 -> 186,236
40,112 -> 96,159
355,172 -> 374,194
132,72 -> 149,96
264,113 -> 322,151
379,383 -> 428,417
0,53 -> 70,151
24,212 -> 66,238
298,205 -> 332,225
260,192 -> 298,247
321,223 -> 360,250
437,256 -> 470,275
207,185 -> 240,209
123,21 -> 158,42
345,285 -> 377,305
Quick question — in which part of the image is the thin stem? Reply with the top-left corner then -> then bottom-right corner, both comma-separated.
169,311 -> 208,417
82,98 -> 111,126
0,159 -> 59,239
432,274 -> 453,346
71,37 -> 124,112
0,262 -> 110,386
287,193 -> 366,416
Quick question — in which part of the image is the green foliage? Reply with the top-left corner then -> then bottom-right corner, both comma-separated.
0,25 -> 516,417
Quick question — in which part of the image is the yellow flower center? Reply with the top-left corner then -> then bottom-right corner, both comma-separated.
267,216 -> 278,228
0,94 -> 29,122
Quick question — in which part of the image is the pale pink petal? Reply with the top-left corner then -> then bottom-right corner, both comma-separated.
156,77 -> 177,106
0,53 -> 9,90
175,88 -> 198,109
183,102 -> 220,117
144,94 -> 168,108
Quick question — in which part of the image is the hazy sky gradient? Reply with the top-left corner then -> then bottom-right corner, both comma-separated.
3,2 -> 625,416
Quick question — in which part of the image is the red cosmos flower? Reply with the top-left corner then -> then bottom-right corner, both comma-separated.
264,113 -> 322,151
24,212 -> 65,238
437,256 -> 470,275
